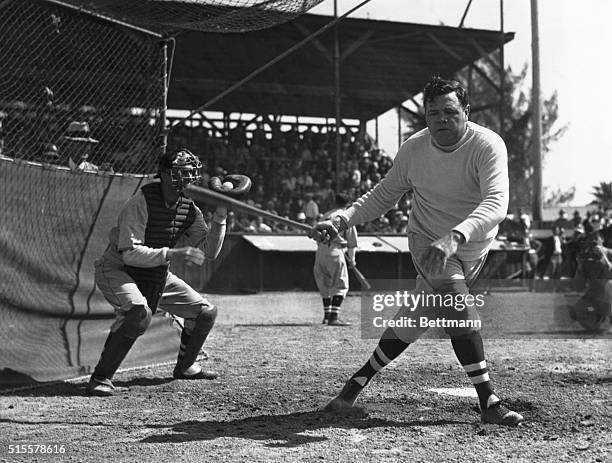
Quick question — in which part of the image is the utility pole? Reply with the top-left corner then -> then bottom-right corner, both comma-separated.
531,0 -> 543,222
334,0 -> 342,193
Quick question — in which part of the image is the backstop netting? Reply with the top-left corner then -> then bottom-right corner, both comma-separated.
0,0 -> 323,388
0,0 -> 169,387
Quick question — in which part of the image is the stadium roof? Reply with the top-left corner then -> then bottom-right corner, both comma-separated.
169,13 -> 514,120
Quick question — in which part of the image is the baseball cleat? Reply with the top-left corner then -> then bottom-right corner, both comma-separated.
173,364 -> 218,380
86,376 -> 116,397
322,379 -> 366,415
323,397 -> 366,416
327,318 -> 352,326
481,402 -> 524,426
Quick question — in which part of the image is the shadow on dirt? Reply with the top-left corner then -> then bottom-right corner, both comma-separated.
0,417 -> 119,428
0,377 -> 175,397
507,330 -> 608,337
234,323 -> 317,327
140,410 -> 468,447
111,377 -> 176,388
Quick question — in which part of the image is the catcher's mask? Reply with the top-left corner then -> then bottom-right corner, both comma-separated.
157,149 -> 202,190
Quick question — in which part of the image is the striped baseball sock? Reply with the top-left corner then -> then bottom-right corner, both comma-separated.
322,297 -> 331,322
329,295 -> 344,321
451,333 -> 497,410
350,328 -> 410,387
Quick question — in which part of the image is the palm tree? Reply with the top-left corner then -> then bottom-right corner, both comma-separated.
590,182 -> 612,210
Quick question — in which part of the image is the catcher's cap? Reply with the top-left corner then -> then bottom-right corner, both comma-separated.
157,148 -> 201,170
64,121 -> 99,143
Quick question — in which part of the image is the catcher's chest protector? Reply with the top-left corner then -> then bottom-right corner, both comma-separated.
142,182 -> 197,248
124,183 -> 197,312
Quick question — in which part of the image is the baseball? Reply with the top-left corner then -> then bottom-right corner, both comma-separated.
222,181 -> 234,190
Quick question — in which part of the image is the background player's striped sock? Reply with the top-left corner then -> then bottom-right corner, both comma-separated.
350,328 -> 410,387
329,295 -> 344,321
322,297 -> 331,321
451,333 -> 497,410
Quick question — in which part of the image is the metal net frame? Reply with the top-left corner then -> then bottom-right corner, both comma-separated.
54,0 -> 325,34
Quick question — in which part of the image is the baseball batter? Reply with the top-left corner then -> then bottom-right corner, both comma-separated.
314,76 -> 523,426
87,149 -> 227,396
313,193 -> 358,326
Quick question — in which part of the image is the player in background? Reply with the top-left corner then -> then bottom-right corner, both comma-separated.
87,149 -> 226,396
313,193 -> 358,326
313,76 -> 523,426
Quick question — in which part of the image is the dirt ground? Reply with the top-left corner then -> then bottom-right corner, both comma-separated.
1,291 -> 610,463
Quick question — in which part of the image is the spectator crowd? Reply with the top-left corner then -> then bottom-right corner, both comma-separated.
498,206 -> 612,280
168,120 -> 412,234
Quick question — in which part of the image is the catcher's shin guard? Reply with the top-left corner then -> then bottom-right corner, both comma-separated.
92,331 -> 137,381
175,305 -> 217,372
92,305 -> 152,380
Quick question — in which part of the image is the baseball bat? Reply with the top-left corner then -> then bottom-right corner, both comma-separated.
350,265 -> 372,290
187,184 -> 373,289
185,184 -> 313,232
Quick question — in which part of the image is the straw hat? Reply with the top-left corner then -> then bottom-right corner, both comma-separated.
64,121 -> 99,143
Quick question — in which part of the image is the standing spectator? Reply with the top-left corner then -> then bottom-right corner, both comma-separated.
554,209 -> 570,231
548,226 -> 565,283
525,233 -> 542,287
572,210 -> 583,228
303,193 -> 319,226
516,208 -> 531,232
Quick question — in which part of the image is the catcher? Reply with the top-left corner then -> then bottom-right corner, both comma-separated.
313,193 -> 358,326
87,148 -> 250,396
569,231 -> 612,332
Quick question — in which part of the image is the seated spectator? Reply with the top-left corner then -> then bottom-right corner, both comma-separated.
238,217 -> 256,233
37,143 -> 60,164
226,211 -> 239,232
396,214 -> 409,233
63,121 -> 99,172
252,216 -> 272,233
295,212 -> 307,233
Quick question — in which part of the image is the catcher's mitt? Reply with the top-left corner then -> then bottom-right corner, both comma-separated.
208,174 -> 252,199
